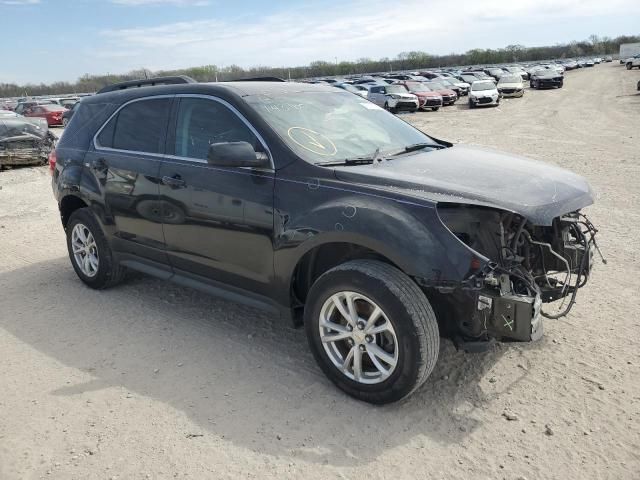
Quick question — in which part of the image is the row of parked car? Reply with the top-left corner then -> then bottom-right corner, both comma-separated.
1,95 -> 82,126
314,60 -> 573,111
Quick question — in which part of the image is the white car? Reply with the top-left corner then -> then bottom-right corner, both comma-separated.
626,55 -> 640,69
468,80 -> 500,108
367,84 -> 419,113
497,75 -> 525,98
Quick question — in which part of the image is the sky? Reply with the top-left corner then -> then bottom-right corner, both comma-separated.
1,0 -> 639,84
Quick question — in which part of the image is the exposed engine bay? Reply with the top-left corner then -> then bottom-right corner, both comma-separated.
435,205 -> 604,344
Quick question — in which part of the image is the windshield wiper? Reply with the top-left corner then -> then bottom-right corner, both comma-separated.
315,147 -> 384,167
387,142 -> 443,157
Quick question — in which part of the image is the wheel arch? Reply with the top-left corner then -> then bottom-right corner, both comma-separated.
288,237 -> 410,313
59,194 -> 88,229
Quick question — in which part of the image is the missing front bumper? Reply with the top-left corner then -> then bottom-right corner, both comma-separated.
476,292 -> 543,342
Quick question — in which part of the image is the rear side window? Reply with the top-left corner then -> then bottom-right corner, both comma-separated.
97,98 -> 171,154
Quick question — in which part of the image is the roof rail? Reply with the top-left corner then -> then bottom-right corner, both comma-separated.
97,75 -> 196,94
229,76 -> 286,82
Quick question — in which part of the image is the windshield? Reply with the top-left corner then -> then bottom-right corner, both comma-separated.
245,91 -> 438,164
471,82 -> 495,91
427,82 -> 446,90
385,85 -> 406,94
405,82 -> 430,92
498,75 -> 521,84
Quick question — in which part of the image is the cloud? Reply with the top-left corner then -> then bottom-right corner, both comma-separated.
97,0 -> 640,73
1,0 -> 40,4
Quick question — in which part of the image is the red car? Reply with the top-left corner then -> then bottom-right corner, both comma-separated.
425,81 -> 458,105
396,81 -> 444,111
24,104 -> 67,126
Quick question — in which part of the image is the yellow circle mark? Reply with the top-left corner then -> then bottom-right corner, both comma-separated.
287,127 -> 337,157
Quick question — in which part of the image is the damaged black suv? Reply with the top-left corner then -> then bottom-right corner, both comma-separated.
52,76 -> 600,404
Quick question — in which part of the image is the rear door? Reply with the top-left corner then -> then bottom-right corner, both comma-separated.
86,96 -> 173,265
158,95 -> 275,296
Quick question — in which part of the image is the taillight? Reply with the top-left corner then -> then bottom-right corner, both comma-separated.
48,150 -> 57,174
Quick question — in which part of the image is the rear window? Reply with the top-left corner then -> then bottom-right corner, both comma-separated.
97,98 -> 171,154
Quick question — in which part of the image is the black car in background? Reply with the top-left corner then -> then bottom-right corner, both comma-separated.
51,76 -> 598,404
530,70 -> 564,89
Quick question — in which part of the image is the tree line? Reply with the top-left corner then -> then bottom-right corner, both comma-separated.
1,34 -> 638,98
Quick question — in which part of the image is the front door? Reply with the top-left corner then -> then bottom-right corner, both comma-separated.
158,96 -> 275,296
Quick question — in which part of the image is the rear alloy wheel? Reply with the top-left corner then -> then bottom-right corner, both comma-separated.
66,207 -> 125,289
305,260 -> 439,404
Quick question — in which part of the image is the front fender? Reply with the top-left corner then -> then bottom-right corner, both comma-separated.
273,176 -> 479,305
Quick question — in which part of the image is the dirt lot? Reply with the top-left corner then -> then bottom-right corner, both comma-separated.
1,63 -> 639,480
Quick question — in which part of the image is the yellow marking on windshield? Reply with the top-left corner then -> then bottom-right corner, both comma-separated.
287,127 -> 337,157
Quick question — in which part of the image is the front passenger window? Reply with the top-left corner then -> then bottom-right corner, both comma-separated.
174,98 -> 259,161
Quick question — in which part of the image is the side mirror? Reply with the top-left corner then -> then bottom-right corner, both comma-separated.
207,141 -> 269,168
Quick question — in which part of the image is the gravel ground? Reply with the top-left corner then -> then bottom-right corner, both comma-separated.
0,63 -> 638,480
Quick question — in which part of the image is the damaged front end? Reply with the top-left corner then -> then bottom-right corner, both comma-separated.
433,205 -> 603,345
0,118 -> 55,168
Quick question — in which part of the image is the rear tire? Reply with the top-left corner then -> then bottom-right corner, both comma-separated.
66,208 -> 126,289
304,260 -> 439,404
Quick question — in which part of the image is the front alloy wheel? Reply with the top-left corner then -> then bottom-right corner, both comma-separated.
305,259 -> 439,404
319,291 -> 398,384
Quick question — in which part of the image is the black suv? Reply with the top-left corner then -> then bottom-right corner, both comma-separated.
52,76 -> 599,404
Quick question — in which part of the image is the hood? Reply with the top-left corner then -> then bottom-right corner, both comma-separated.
413,91 -> 442,98
0,118 -> 49,143
470,88 -> 497,96
433,88 -> 456,96
498,82 -> 523,88
332,145 -> 593,226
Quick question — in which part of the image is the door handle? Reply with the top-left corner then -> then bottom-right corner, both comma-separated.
162,175 -> 186,188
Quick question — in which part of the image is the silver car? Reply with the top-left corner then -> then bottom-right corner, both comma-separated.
367,84 -> 419,113
497,75 -> 525,98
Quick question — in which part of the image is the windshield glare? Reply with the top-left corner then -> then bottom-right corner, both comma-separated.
246,91 -> 436,164
385,85 -> 406,94
472,82 -> 495,91
498,75 -> 521,83
406,82 -> 430,92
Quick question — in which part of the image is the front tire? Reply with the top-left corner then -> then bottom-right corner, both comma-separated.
66,208 -> 125,289
431,106 -> 440,111
627,63 -> 632,70
304,260 -> 439,404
